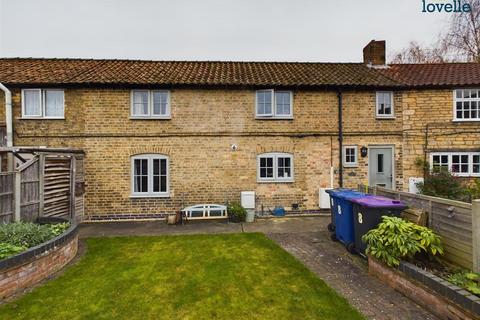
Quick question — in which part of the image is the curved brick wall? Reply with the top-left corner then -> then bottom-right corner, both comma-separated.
0,225 -> 78,301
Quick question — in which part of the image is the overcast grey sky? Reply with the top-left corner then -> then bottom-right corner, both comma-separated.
0,0 -> 450,62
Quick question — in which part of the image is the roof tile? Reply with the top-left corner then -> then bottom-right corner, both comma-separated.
0,58 -> 399,88
380,63 -> 480,87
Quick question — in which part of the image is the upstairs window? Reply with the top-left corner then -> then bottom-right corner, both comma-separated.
343,146 -> 358,167
454,89 -> 480,121
431,152 -> 480,177
257,152 -> 294,182
131,90 -> 170,118
131,154 -> 169,197
22,89 -> 64,119
256,90 -> 292,118
376,91 -> 394,118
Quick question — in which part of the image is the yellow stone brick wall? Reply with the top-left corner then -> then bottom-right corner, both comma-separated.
0,87 -> 405,215
2,88 -> 403,137
341,136 -> 404,190
401,89 -> 480,190
0,85 -> 478,213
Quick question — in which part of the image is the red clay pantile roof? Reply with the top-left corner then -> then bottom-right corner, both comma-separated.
0,58 -> 399,88
380,63 -> 480,87
1,58 -> 479,88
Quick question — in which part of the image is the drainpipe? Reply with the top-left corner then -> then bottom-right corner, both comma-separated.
423,123 -> 429,180
0,82 -> 13,170
337,91 -> 343,188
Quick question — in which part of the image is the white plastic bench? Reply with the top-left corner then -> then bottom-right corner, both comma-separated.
181,204 -> 228,220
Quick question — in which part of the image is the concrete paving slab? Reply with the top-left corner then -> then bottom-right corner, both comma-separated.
243,216 -> 328,233
79,220 -> 242,238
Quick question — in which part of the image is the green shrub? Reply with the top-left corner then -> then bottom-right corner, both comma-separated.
414,157 -> 480,203
0,222 -> 70,249
362,216 -> 444,267
0,223 -> 54,248
49,222 -> 71,237
227,202 -> 247,222
447,271 -> 480,296
467,179 -> 480,200
0,243 -> 26,260
417,170 -> 470,202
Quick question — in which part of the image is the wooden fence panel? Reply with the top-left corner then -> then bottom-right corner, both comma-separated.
1,151 -> 84,224
74,155 -> 85,223
0,173 -> 14,223
0,126 -> 6,147
19,159 -> 40,222
43,157 -> 71,219
430,201 -> 473,269
358,184 -> 474,270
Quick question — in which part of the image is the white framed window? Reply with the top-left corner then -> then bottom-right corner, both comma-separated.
131,90 -> 170,118
454,89 -> 480,121
376,91 -> 394,118
22,89 -> 64,119
256,90 -> 293,118
430,152 -> 480,177
257,152 -> 294,182
131,154 -> 169,197
343,146 -> 358,167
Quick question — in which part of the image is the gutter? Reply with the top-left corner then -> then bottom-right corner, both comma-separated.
337,91 -> 343,188
0,82 -> 13,170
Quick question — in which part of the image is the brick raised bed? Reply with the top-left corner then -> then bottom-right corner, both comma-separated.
369,256 -> 480,320
0,224 -> 78,301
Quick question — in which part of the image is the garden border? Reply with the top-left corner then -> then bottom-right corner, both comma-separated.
369,256 -> 480,320
0,223 -> 78,300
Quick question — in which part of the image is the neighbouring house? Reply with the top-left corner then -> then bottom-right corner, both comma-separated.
0,40 -> 478,220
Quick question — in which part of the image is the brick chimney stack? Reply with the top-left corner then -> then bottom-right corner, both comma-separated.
363,40 -> 386,66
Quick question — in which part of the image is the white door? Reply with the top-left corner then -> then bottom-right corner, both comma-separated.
369,147 -> 393,189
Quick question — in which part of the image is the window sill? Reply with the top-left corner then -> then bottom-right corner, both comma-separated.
19,117 -> 65,120
255,116 -> 294,120
257,180 -> 294,184
452,119 -> 480,123
130,116 -> 171,120
343,164 -> 358,168
375,116 -> 396,120
130,194 -> 170,199
451,174 -> 480,178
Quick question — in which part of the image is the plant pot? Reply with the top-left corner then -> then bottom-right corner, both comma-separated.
166,214 -> 176,225
245,210 -> 255,223
228,215 -> 244,223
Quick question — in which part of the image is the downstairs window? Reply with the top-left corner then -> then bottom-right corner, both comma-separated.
430,152 -> 480,177
131,154 -> 169,197
257,152 -> 294,182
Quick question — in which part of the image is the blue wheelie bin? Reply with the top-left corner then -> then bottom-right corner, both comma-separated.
326,189 -> 368,249
334,190 -> 369,253
325,188 -> 351,233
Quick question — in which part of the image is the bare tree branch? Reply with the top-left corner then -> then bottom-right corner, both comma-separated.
391,1 -> 480,63
442,0 -> 480,62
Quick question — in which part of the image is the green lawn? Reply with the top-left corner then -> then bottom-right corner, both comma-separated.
0,233 -> 364,320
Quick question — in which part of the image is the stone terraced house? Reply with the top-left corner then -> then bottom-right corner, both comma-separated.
0,40 -> 479,220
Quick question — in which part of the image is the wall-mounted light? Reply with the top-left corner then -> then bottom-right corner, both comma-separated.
360,146 -> 368,158
231,144 -> 238,151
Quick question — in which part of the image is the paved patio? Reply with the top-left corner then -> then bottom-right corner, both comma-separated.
78,216 -> 327,238
79,217 -> 438,320
268,231 -> 437,320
